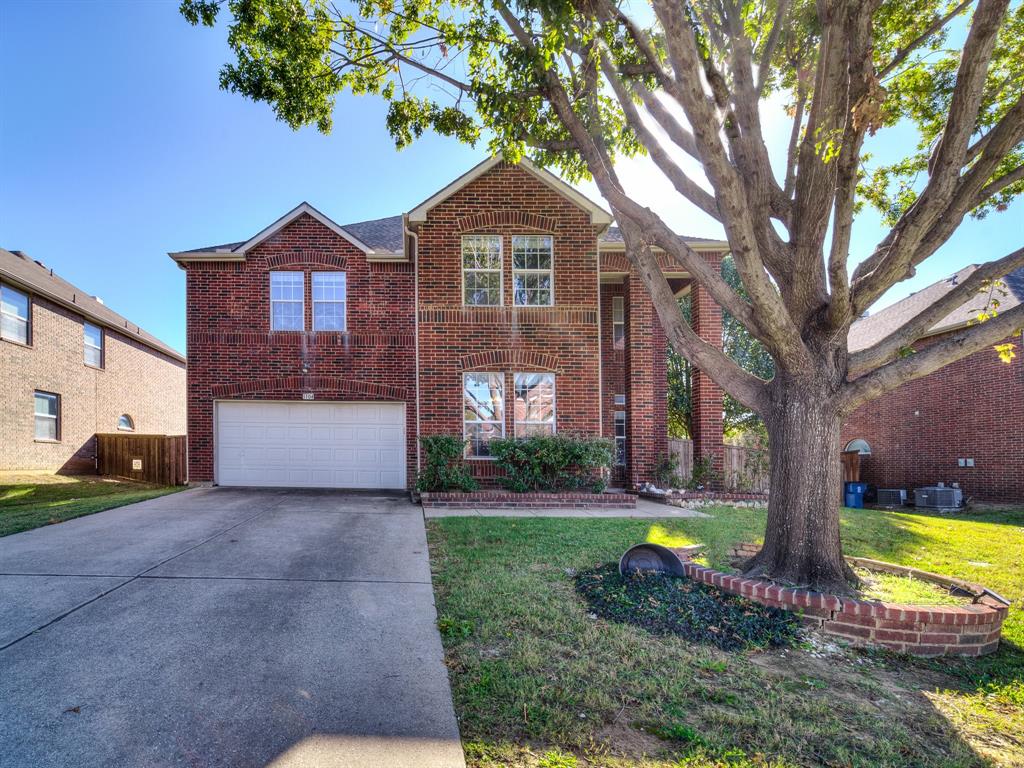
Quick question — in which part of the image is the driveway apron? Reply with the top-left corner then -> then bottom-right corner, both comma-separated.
0,488 -> 465,768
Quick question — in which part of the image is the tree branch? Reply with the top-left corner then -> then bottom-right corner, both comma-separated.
877,0 -> 974,80
841,301 -> 1024,412
848,246 -> 1024,377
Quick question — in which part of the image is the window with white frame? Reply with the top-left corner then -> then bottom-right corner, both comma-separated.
512,235 -> 553,306
270,271 -> 304,331
84,322 -> 103,368
463,372 -> 504,457
118,414 -> 135,431
462,235 -> 502,306
313,272 -> 346,331
514,373 -> 555,436
612,296 -> 625,348
1,283 -> 30,344
34,391 -> 60,441
614,411 -> 626,465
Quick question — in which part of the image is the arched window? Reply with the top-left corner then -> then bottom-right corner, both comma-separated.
845,438 -> 871,455
118,414 -> 135,431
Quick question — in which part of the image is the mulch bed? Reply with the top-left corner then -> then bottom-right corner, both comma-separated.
575,563 -> 799,651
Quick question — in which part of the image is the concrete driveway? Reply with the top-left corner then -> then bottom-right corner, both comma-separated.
0,488 -> 465,768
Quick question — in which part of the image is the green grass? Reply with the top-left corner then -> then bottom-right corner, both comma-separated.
428,506 -> 1024,767
852,567 -> 967,606
0,474 -> 182,536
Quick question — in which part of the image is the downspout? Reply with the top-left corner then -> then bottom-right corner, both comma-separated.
405,213 -> 422,485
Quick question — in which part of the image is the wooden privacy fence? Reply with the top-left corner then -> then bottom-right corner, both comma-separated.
96,433 -> 188,486
668,438 -> 770,493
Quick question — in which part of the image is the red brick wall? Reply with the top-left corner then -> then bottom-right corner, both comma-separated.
624,275 -> 668,487
690,252 -> 725,479
414,162 -> 603,484
600,282 -> 627,484
842,331 -> 1024,502
0,295 -> 186,473
184,213 -> 416,483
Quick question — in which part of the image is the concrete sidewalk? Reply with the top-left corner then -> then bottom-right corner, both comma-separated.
0,488 -> 465,768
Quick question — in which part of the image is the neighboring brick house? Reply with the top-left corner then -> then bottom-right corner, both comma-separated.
843,265 -> 1024,503
172,155 -> 727,490
1,248 -> 187,473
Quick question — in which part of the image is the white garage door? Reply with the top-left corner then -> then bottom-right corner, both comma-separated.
215,401 -> 406,489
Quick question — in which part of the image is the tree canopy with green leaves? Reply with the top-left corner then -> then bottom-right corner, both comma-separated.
182,0 -> 1024,592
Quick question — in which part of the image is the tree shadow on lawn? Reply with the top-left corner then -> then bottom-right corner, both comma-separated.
428,515 -> 1022,767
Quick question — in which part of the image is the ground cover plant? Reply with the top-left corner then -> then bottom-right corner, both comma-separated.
575,564 -> 798,651
428,504 -> 1024,767
0,474 -> 181,536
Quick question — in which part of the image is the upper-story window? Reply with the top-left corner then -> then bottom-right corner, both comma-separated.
514,373 -> 556,436
512,235 -> 553,306
118,414 -> 135,431
313,272 -> 346,331
612,296 -> 625,348
1,283 -> 30,344
462,235 -> 502,306
270,271 -> 304,331
84,322 -> 103,368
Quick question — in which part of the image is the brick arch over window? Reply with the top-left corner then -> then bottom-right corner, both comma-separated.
211,376 -> 410,401
265,251 -> 348,270
460,349 -> 561,373
455,210 -> 558,233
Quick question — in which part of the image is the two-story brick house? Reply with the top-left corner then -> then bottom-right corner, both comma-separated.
1,248 -> 187,473
172,156 -> 726,490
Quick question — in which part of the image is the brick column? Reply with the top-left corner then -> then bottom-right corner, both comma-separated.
624,274 -> 668,488
690,252 -> 725,482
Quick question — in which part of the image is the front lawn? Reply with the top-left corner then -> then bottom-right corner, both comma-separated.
0,474 -> 182,537
427,505 -> 1024,767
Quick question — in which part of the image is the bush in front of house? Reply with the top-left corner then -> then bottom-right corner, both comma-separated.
489,434 -> 613,493
417,435 -> 479,492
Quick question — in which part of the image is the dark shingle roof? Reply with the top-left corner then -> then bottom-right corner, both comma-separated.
341,215 -> 405,253
0,248 -> 185,362
848,264 -> 1024,352
598,226 -> 726,246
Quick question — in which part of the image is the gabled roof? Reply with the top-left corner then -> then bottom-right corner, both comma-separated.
848,264 -> 1024,352
0,248 -> 186,362
598,225 -> 728,250
407,154 -> 614,226
169,202 -> 379,263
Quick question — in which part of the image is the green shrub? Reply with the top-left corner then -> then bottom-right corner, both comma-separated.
416,435 -> 479,492
653,452 -> 684,488
687,455 -> 722,490
488,434 -> 613,493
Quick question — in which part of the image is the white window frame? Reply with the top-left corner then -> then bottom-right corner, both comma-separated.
461,235 -> 503,307
514,372 -> 556,437
84,322 -> 103,368
312,271 -> 347,332
614,410 -> 627,466
612,296 -> 625,347
34,390 -> 60,442
270,271 -> 305,331
512,235 -> 554,307
1,282 -> 30,345
463,371 -> 505,459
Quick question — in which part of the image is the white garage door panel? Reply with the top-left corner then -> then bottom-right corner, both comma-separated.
216,401 -> 406,489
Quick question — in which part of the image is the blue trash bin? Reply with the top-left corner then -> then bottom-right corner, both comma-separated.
845,482 -> 867,494
844,490 -> 864,508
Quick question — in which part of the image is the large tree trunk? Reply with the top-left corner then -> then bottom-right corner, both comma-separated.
743,385 -> 855,594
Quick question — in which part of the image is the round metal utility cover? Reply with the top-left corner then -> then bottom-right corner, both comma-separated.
619,543 -> 687,577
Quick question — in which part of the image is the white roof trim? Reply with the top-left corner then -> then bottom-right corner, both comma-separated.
407,154 -> 614,225
237,202 -> 375,255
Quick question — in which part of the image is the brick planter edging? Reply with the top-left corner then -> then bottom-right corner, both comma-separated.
640,490 -> 768,503
420,491 -> 636,509
676,545 -> 1008,657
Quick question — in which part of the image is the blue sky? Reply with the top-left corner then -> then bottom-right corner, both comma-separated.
2,1 -> 1020,356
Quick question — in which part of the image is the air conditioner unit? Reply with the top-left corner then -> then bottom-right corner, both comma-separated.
913,486 -> 963,511
877,488 -> 907,506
